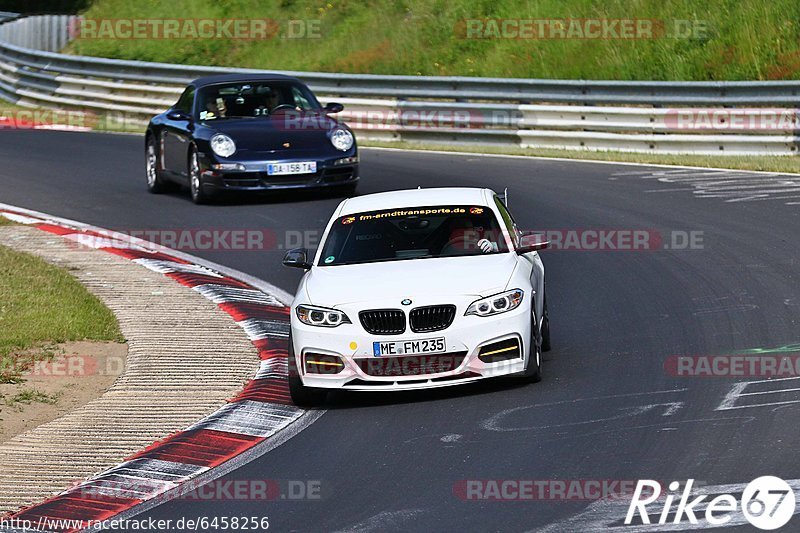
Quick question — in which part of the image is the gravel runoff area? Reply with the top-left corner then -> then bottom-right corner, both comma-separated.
0,225 -> 260,513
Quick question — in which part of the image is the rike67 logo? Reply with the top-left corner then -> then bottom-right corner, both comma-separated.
626,477 -> 796,530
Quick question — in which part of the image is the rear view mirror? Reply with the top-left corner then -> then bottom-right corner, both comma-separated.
283,248 -> 312,269
516,233 -> 549,255
166,109 -> 192,121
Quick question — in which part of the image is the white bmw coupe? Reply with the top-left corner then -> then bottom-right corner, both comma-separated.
283,187 -> 550,405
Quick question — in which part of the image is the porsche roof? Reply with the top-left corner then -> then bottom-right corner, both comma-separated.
191,73 -> 303,87
336,187 -> 496,216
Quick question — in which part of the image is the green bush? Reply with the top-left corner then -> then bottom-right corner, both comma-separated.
67,0 -> 800,80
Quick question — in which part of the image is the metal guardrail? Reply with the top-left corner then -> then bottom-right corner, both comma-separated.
0,15 -> 798,155
0,14 -> 71,52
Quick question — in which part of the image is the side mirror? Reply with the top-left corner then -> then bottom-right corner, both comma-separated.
323,102 -> 344,114
516,233 -> 549,255
166,109 -> 192,121
283,248 -> 312,269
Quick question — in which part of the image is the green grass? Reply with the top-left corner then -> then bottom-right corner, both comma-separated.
0,217 -> 14,227
0,244 -> 123,383
68,0 -> 800,80
362,141 -> 800,173
1,390 -> 60,409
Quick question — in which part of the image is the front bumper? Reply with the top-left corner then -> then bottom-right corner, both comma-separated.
199,155 -> 359,191
291,304 -> 531,391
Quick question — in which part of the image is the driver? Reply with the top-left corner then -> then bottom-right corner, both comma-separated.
254,88 -> 281,116
443,218 -> 499,254
203,93 -> 226,119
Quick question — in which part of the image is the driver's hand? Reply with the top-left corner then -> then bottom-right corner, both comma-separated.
477,238 -> 497,253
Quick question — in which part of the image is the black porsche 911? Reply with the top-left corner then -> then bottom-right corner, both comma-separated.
145,73 -> 359,204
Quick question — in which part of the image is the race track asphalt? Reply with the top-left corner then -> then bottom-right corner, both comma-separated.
1,130 -> 799,532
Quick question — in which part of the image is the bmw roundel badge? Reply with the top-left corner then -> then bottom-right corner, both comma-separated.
401,299 -> 412,306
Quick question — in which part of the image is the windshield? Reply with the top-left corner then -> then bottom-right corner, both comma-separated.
195,81 -> 320,121
318,205 -> 510,266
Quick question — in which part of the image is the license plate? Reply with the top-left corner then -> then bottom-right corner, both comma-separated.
267,161 -> 317,175
373,337 -> 445,356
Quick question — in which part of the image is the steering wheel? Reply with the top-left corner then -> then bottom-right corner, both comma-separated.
440,236 -> 471,255
271,104 -> 297,113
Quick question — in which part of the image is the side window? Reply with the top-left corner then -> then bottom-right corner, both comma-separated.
175,86 -> 195,114
291,86 -> 312,110
494,195 -> 520,248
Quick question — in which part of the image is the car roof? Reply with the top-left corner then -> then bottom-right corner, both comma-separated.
190,73 -> 303,87
337,187 -> 496,216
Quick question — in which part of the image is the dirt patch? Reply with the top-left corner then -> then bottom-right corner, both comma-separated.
0,340 -> 127,443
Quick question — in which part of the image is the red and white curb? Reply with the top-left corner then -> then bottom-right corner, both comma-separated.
0,117 -> 92,133
0,205 -> 312,533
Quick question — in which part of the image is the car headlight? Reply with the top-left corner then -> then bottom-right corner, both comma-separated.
296,304 -> 351,327
210,134 -> 236,157
330,128 -> 354,151
465,289 -> 524,317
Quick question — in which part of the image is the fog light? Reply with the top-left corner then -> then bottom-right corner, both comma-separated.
333,156 -> 359,166
304,353 -> 345,374
212,163 -> 246,171
478,338 -> 521,363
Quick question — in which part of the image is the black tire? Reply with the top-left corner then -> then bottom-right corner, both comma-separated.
523,310 -> 543,382
145,136 -> 176,193
287,333 -> 327,407
541,293 -> 551,352
188,147 -> 214,204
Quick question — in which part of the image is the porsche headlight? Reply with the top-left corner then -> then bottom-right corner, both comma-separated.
465,289 -> 524,317
330,128 -> 354,151
296,304 -> 351,327
210,134 -> 236,157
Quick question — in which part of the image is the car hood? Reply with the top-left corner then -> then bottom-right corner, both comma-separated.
301,253 -> 520,307
199,114 -> 342,153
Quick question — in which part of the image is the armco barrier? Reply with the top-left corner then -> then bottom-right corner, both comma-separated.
0,14 -> 798,155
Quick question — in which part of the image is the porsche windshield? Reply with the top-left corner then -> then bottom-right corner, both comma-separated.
196,81 -> 320,121
318,205 -> 510,266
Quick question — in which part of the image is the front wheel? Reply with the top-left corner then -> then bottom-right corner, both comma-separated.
522,311 -> 543,382
287,334 -> 327,407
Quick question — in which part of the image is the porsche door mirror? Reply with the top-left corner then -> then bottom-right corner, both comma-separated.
324,102 -> 344,114
166,109 -> 192,122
